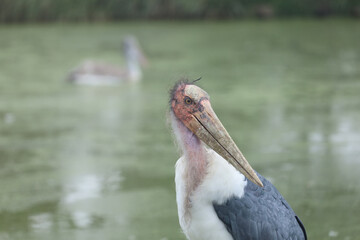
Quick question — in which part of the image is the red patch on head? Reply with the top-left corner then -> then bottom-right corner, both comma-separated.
171,83 -> 196,124
170,80 -> 209,128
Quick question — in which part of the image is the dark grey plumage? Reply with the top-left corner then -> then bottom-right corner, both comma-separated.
213,173 -> 307,240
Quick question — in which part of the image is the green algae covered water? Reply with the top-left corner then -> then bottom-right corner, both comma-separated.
0,20 -> 359,240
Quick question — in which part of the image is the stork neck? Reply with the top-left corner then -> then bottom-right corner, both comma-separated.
171,112 -> 207,195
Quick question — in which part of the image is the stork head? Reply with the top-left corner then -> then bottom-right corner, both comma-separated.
170,80 -> 263,187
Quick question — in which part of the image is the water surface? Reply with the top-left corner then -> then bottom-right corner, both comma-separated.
0,20 -> 359,240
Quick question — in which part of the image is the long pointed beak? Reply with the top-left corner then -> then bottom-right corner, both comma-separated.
185,100 -> 263,187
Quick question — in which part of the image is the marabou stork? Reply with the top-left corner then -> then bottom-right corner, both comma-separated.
169,80 -> 307,240
67,36 -> 147,85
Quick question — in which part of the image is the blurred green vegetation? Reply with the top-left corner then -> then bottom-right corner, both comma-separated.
0,0 -> 360,23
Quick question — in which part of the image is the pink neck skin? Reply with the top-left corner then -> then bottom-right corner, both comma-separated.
173,114 -> 207,200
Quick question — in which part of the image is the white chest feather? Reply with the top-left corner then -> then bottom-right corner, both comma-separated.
175,149 -> 247,240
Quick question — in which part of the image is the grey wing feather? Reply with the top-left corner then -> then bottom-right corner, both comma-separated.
213,173 -> 307,240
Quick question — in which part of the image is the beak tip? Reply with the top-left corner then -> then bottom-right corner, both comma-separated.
251,175 -> 264,188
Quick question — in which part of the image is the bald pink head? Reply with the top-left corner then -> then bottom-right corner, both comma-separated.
169,79 -> 263,187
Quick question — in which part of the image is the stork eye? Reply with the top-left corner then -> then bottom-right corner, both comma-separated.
184,97 -> 193,105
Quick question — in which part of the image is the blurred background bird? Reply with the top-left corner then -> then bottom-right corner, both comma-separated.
67,35 -> 147,85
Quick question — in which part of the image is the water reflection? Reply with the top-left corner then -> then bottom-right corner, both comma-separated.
331,116 -> 360,158
3,113 -> 15,125
339,50 -> 358,77
55,84 -> 142,236
29,213 -> 53,232
62,174 -> 102,204
0,200 -> 58,233
0,84 -> 144,237
69,211 -> 105,229
259,79 -> 360,173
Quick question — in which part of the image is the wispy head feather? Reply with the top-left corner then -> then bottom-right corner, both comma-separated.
169,77 -> 202,107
